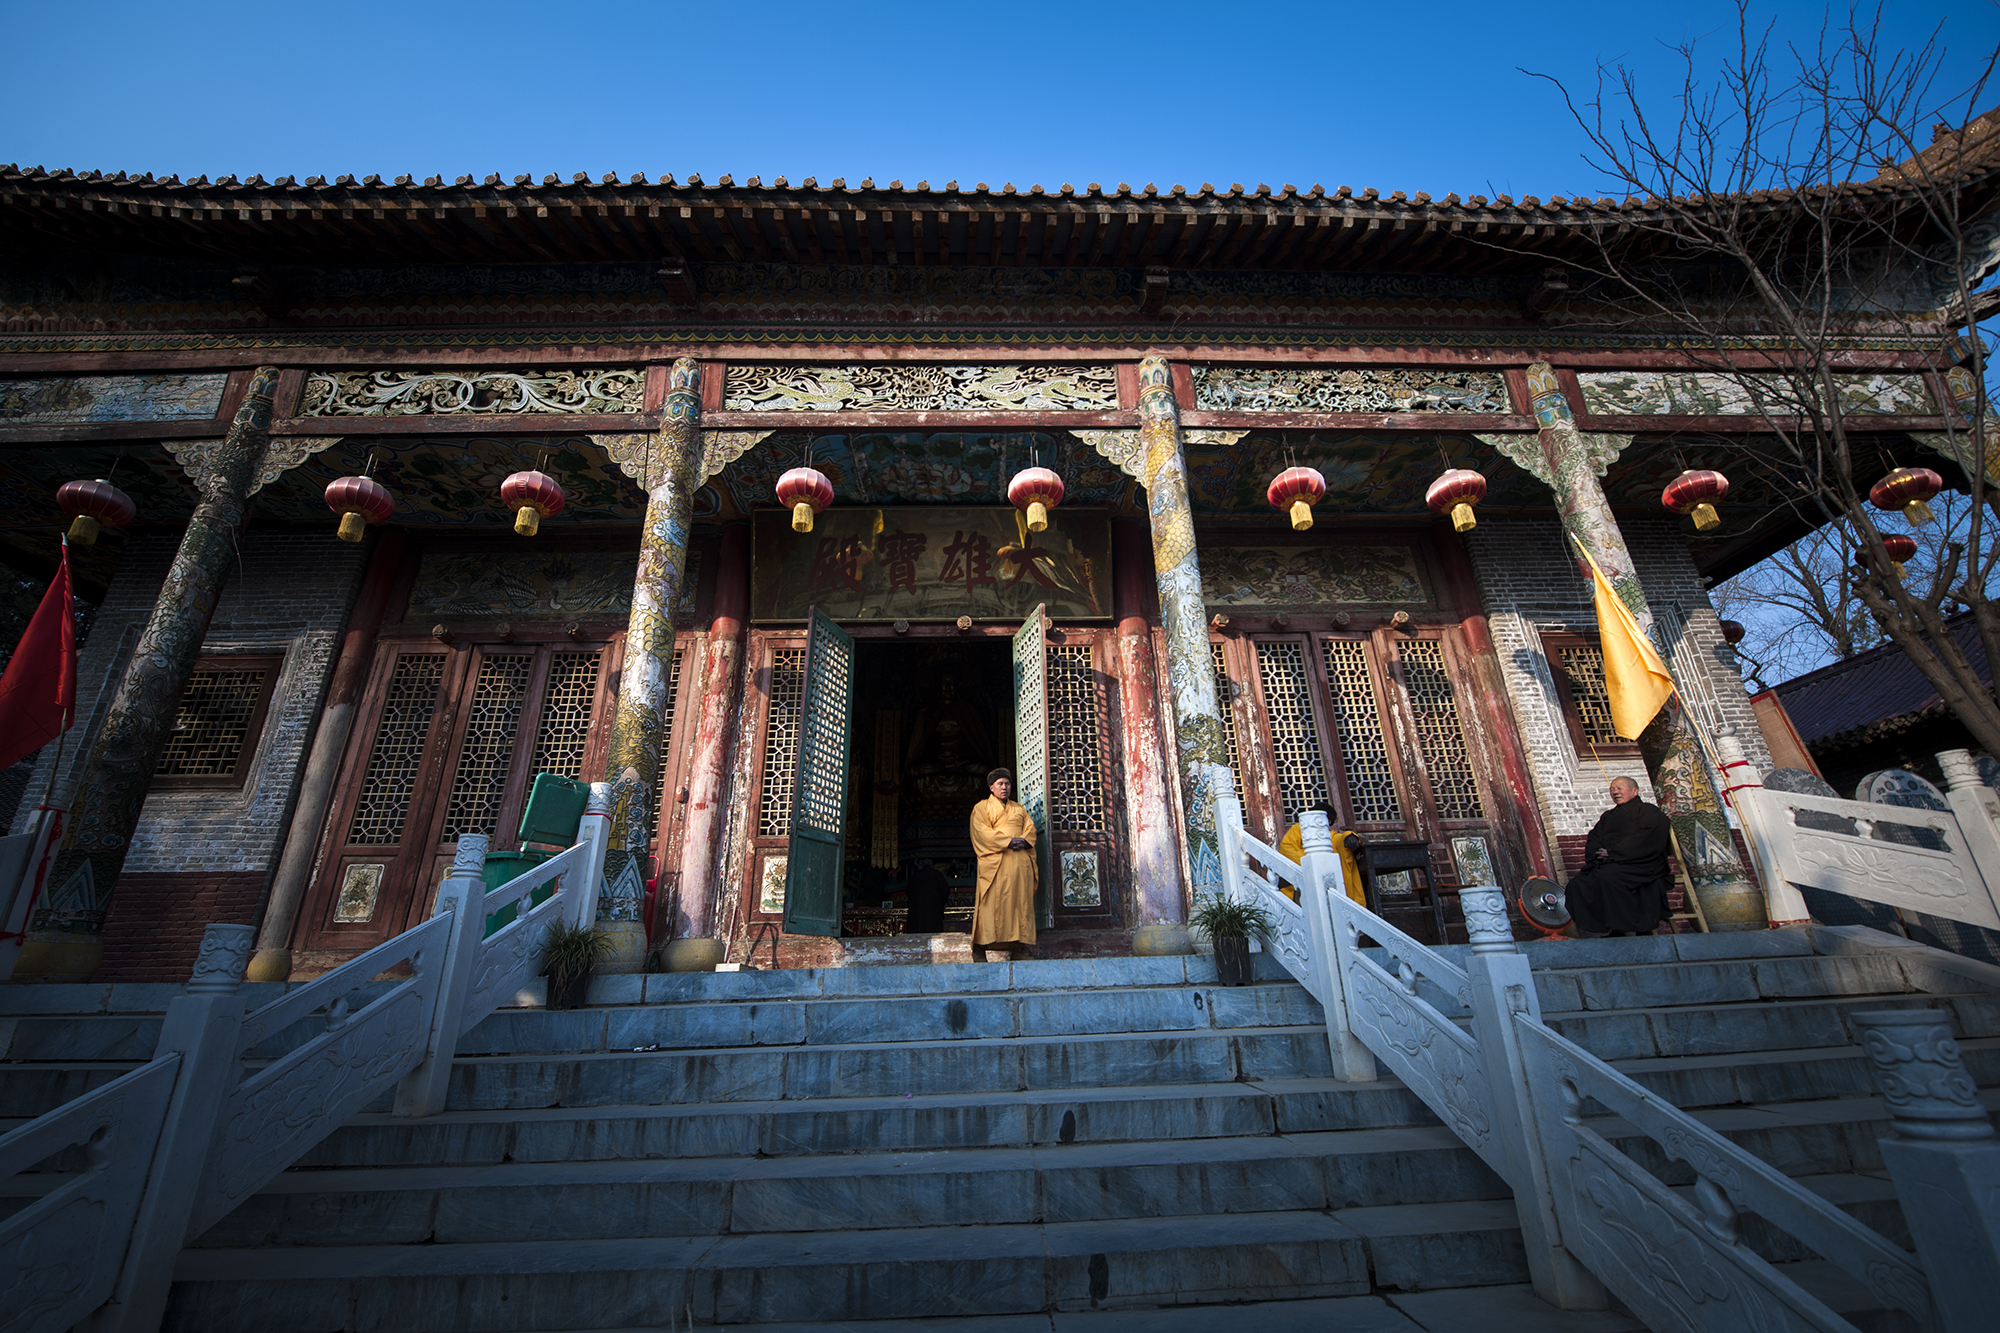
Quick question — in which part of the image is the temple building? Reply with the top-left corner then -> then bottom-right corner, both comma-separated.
0,162 -> 1985,984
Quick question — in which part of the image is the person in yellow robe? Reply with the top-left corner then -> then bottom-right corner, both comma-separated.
1276,800 -> 1368,906
970,768 -> 1037,960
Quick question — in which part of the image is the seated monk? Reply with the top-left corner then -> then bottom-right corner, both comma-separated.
969,768 -> 1037,961
1565,776 -> 1673,936
1276,801 -> 1368,905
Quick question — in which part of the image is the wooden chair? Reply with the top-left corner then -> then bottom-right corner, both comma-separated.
1350,837 -> 1451,945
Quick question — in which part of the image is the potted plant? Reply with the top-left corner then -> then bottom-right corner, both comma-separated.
540,919 -> 610,1010
1189,894 -> 1274,987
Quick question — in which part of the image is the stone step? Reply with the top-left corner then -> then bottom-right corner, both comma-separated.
290,1077 -> 1442,1169
1547,989 -> 2000,1061
423,1024 -> 1338,1113
166,1203 -> 1530,1331
191,1126 -> 1509,1249
1606,1037 -> 2000,1110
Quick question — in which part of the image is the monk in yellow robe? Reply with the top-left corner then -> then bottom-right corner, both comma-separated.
970,768 -> 1037,960
1277,800 -> 1368,906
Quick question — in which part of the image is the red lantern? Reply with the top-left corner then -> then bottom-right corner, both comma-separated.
1719,620 -> 1747,645
324,475 -> 394,543
1870,467 -> 1943,527
1266,466 -> 1326,531
775,466 -> 833,533
499,469 -> 565,537
1007,466 -> 1065,533
1426,468 -> 1487,533
1856,534 -> 1919,578
56,478 -> 136,547
1662,469 -> 1729,532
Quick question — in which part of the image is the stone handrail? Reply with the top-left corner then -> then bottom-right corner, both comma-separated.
1731,747 -> 2000,932
1219,800 -> 1990,1331
0,785 -> 613,1332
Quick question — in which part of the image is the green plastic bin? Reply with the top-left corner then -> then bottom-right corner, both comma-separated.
482,850 -> 554,936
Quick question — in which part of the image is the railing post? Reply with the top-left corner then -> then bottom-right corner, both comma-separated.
393,835 -> 488,1119
1715,732 -> 1809,926
81,923 -> 254,1333
574,782 -> 612,928
1937,749 -> 2000,921
1299,810 -> 1376,1084
1852,1008 -> 2000,1333
1460,886 -> 1608,1311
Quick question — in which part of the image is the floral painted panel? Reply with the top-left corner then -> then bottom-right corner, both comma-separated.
1191,367 -> 1510,414
1578,370 -> 1934,417
1202,546 -> 1432,610
722,364 -> 1118,412
1180,433 -> 1544,514
0,372 -> 227,423
408,550 -> 637,618
301,369 -> 644,416
717,431 -> 1128,511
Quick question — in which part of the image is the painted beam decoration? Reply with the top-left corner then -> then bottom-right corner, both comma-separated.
749,507 -> 1110,621
1191,366 -> 1511,414
1576,370 -> 1934,417
721,363 -> 1119,412
300,369 -> 645,416
0,372 -> 228,423
1201,545 -> 1432,610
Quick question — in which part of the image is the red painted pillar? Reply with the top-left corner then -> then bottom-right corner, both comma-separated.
250,528 -> 407,981
1112,519 -> 1183,926
671,522 -> 749,946
1435,529 -> 1556,880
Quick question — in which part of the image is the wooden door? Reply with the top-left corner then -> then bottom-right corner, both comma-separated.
1216,629 -> 1510,892
302,635 -> 616,952
1011,606 -> 1056,929
782,609 -> 855,938
1043,629 -> 1117,926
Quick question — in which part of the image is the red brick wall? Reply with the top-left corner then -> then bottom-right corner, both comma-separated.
96,872 -> 268,982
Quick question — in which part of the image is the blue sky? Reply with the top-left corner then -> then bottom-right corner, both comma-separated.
5,2 -> 1995,198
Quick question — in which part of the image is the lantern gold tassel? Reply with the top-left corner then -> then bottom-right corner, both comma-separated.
67,514 -> 102,545
1286,499 -> 1311,531
515,506 -> 541,537
1027,501 -> 1049,532
1905,498 -> 1935,526
1450,502 -> 1477,533
1691,503 -> 1719,532
336,511 -> 368,543
792,501 -> 815,533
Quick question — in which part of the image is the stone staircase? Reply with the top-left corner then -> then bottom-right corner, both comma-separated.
2,928 -> 1997,1331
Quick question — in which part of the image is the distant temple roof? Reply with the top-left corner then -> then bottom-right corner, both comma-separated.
3,107 -> 1995,271
1774,613 -> 1994,752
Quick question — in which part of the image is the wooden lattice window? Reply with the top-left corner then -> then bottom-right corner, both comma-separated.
756,648 -> 807,837
1047,643 -> 1108,835
347,654 -> 448,845
1320,638 -> 1403,825
1253,639 -> 1331,826
1212,642 -> 1244,800
648,647 -> 685,820
439,652 -> 535,840
1399,640 -> 1488,821
531,650 -> 605,780
1544,632 -> 1642,758
153,655 -> 282,789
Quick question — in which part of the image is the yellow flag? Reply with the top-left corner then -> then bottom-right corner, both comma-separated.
1573,538 -> 1675,739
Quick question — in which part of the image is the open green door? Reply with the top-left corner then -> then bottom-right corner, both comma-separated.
1012,606 -> 1055,929
782,608 -> 856,938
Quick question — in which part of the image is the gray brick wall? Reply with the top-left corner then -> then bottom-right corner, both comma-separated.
11,531 -> 368,878
1464,515 -> 1769,840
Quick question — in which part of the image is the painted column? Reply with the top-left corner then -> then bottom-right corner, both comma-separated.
1111,519 -> 1181,933
667,520 -> 748,969
248,528 -> 406,982
1135,355 -> 1230,936
598,357 -> 704,972
21,367 -> 282,982
1525,363 -> 1767,929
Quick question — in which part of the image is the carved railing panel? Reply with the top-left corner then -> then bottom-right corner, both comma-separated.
461,842 -> 591,1023
1738,788 -> 2000,931
0,1056 -> 180,1333
1517,1018 -> 1931,1331
1229,827 -> 1318,1001
236,912 -> 450,1054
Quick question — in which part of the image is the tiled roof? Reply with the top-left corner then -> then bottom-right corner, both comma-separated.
1773,613 -> 1993,750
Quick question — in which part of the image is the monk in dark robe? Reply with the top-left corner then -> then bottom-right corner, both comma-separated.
1565,777 -> 1673,936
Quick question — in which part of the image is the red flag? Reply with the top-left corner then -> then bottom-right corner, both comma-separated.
0,541 -> 77,771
